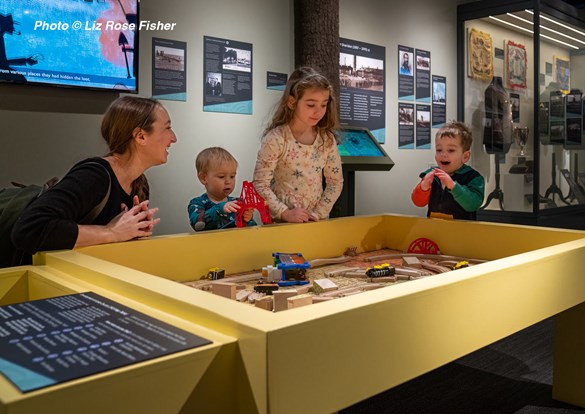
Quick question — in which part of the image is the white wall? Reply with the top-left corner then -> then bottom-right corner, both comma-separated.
0,0 -> 464,236
340,0 -> 463,217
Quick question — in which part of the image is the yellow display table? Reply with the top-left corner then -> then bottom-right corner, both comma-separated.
0,266 -> 234,414
28,214 -> 585,413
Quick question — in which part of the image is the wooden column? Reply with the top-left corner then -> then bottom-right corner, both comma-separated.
294,0 -> 340,98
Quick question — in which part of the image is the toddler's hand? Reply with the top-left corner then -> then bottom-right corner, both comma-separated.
243,208 -> 254,222
420,169 -> 436,191
434,168 -> 455,190
223,201 -> 240,213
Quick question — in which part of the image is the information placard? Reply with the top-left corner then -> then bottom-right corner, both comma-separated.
0,292 -> 212,392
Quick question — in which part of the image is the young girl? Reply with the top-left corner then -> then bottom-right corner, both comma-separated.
253,66 -> 343,223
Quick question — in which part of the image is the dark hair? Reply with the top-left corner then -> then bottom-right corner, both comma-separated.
436,121 -> 473,151
101,96 -> 160,200
263,66 -> 339,144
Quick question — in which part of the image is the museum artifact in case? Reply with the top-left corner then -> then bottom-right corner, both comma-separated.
458,0 -> 585,226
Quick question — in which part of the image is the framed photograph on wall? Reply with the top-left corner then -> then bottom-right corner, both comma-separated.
506,40 -> 526,89
554,55 -> 570,94
468,28 -> 493,81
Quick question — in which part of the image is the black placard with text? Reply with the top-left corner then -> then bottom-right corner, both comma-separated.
0,292 -> 211,392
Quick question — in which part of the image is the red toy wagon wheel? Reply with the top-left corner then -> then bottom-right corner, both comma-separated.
407,238 -> 440,254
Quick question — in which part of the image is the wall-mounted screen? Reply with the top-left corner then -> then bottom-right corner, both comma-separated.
1,0 -> 138,92
337,126 -> 394,171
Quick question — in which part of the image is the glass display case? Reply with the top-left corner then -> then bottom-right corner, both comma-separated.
458,0 -> 585,226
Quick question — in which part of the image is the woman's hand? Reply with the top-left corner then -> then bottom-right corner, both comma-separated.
107,200 -> 159,242
75,199 -> 159,248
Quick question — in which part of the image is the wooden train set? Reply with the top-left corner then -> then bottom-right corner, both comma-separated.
182,238 -> 488,312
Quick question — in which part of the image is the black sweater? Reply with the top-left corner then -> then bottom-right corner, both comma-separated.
11,157 -> 138,255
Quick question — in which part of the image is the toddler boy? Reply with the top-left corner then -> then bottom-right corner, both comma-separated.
188,147 -> 256,231
411,122 -> 484,220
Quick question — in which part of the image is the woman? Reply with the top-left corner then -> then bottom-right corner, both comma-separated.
11,96 -> 177,263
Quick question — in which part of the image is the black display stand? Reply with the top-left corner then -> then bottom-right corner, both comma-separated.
481,153 -> 505,210
330,127 -> 394,218
544,154 -> 566,204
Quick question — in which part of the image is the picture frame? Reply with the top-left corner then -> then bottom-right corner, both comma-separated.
505,40 -> 527,89
554,55 -> 570,94
468,28 -> 493,80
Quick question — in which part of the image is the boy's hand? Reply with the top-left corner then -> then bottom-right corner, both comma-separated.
223,201 -> 240,213
243,208 -> 254,222
434,168 -> 455,190
420,169 -> 436,191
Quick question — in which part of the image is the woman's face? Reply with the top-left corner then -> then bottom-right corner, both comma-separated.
141,106 -> 177,165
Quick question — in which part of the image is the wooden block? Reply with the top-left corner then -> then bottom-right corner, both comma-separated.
324,267 -> 361,277
255,296 -> 274,311
312,295 -> 335,303
247,292 -> 265,303
236,290 -> 252,302
402,256 -> 422,268
211,282 -> 236,299
273,290 -> 298,312
421,262 -> 451,273
361,283 -> 385,291
395,267 -> 423,278
367,276 -> 396,283
343,271 -> 367,278
294,284 -> 312,294
312,278 -> 338,294
320,286 -> 363,297
287,293 -> 313,309
309,256 -> 352,268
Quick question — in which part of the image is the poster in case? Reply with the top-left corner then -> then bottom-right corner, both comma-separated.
468,28 -> 493,81
505,40 -> 526,89
554,55 -> 570,94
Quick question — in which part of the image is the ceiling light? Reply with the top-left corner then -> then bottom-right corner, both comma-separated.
507,12 -> 585,45
525,9 -> 585,38
488,15 -> 580,50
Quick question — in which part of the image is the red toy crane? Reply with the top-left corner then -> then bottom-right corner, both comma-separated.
235,181 -> 272,227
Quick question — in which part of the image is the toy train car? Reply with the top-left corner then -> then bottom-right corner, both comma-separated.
365,263 -> 395,278
272,252 -> 311,286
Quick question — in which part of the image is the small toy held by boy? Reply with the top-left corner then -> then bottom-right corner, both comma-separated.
188,147 -> 256,231
411,122 -> 485,220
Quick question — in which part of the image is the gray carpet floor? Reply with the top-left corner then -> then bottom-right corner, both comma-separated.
341,318 -> 585,413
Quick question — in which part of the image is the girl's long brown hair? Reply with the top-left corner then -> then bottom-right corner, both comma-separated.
263,66 -> 339,144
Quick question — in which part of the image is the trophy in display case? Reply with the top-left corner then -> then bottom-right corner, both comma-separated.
509,126 -> 531,174
514,126 -> 529,156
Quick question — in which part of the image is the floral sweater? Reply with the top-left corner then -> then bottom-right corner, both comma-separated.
253,125 -> 343,220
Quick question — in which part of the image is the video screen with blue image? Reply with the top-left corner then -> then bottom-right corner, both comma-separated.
0,0 -> 138,91
338,128 -> 385,157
